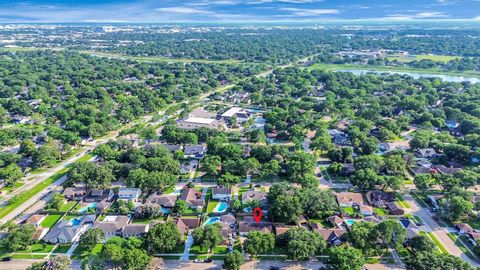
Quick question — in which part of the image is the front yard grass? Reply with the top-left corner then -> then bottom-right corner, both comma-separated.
19,243 -> 56,253
395,193 -> 410,208
53,244 -> 71,254
72,243 -> 103,259
421,231 -> 447,254
374,207 -> 388,216
40,214 -> 62,228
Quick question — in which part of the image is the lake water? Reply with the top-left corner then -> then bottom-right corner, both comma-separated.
337,69 -> 480,84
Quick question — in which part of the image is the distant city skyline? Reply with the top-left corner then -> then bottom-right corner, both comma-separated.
0,0 -> 479,23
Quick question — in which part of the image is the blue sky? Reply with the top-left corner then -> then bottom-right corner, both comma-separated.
0,0 -> 479,22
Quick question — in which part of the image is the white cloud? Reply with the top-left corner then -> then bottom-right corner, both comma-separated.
279,7 -> 340,17
156,7 -> 212,14
383,11 -> 449,20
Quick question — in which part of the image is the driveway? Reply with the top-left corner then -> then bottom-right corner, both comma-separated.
181,233 -> 194,262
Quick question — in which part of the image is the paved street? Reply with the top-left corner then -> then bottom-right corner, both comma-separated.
404,193 -> 479,266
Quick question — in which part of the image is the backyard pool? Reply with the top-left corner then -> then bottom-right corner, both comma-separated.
203,217 -> 221,226
213,202 -> 228,213
78,203 -> 96,213
243,207 -> 253,213
161,207 -> 170,214
70,217 -> 82,226
345,219 -> 357,226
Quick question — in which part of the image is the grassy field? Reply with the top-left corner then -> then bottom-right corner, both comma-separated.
18,243 -> 55,253
307,63 -> 480,78
41,214 -> 62,228
81,51 -> 243,65
386,54 -> 459,63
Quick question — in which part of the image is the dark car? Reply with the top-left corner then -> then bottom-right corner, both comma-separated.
270,267 -> 279,270
1,257 -> 12,261
204,258 -> 213,263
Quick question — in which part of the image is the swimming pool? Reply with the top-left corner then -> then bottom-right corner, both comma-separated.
213,202 -> 228,213
78,203 -> 96,213
203,217 -> 221,226
243,207 -> 253,213
70,218 -> 82,226
345,219 -> 357,226
161,207 -> 170,214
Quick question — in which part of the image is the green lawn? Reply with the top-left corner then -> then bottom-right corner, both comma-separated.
18,243 -> 55,253
53,244 -> 72,254
207,200 -> 219,213
374,207 -> 388,216
58,201 -> 77,212
421,231 -> 448,254
72,243 -> 103,259
395,193 -> 410,209
82,51 -> 244,65
0,154 -> 93,219
411,192 -> 429,208
467,219 -> 480,230
11,253 -> 46,259
386,54 -> 459,63
40,215 -> 62,228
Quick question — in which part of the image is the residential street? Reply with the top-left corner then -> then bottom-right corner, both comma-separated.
404,193 -> 479,266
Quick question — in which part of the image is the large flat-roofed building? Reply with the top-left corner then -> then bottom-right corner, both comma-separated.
177,117 -> 225,130
221,107 -> 251,123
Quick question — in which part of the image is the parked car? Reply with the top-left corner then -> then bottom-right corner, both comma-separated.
204,258 -> 213,263
193,259 -> 204,263
2,257 -> 12,261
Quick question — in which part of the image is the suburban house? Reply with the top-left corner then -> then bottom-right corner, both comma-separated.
176,218 -> 201,235
415,148 -> 440,159
84,189 -> 114,203
436,165 -> 462,175
122,224 -> 150,238
92,215 -> 130,240
179,188 -> 205,209
239,220 -> 272,236
146,193 -> 178,208
241,190 -> 268,206
118,188 -> 142,202
220,107 -> 251,123
366,190 -> 395,208
212,187 -> 232,201
43,215 -> 94,244
32,227 -> 49,241
456,223 -> 474,235
335,192 -> 364,207
274,224 -> 294,236
184,145 -> 207,158
359,205 -> 373,216
379,140 -> 411,153
387,202 -> 405,215
25,215 -> 46,227
63,187 -> 87,201
220,214 -> 236,225
160,144 -> 183,153
326,216 -> 344,228
315,228 -> 346,245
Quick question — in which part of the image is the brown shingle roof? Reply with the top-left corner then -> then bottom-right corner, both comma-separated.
335,192 -> 364,205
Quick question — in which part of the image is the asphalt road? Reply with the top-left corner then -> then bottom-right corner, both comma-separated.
404,193 -> 479,266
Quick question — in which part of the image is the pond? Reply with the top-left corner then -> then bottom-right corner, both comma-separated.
337,69 -> 480,83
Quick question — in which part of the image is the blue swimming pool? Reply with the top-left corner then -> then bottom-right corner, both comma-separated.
345,219 -> 357,226
78,203 -> 96,213
71,218 -> 82,226
203,217 -> 221,226
213,202 -> 228,213
161,207 -> 170,214
243,207 -> 253,213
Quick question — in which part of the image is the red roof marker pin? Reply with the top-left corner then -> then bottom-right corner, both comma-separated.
253,207 -> 262,224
